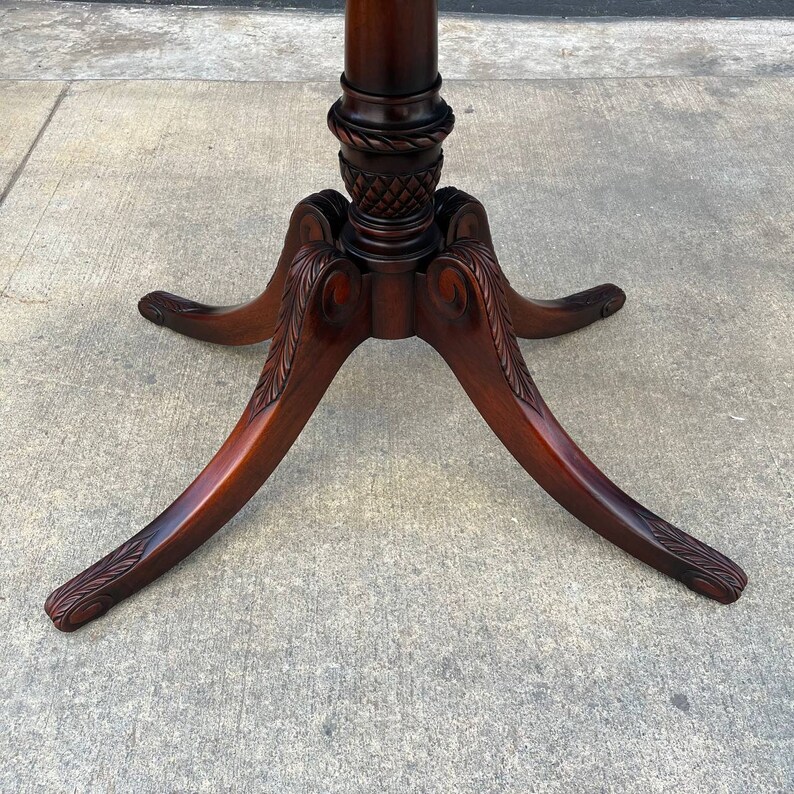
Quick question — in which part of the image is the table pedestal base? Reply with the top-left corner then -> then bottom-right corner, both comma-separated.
45,0 -> 747,630
44,186 -> 747,632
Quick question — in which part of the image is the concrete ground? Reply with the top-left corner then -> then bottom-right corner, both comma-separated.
1,3 -> 792,793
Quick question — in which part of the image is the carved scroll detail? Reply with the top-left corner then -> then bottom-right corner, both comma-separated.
339,155 -> 444,219
248,243 -> 359,422
44,525 -> 160,631
558,284 -> 626,319
637,510 -> 748,603
298,189 -> 350,238
138,292 -> 205,325
434,186 -> 479,232
433,186 -> 495,251
429,240 -> 542,414
328,104 -> 455,153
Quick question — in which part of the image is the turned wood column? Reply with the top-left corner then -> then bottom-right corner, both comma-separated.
329,0 -> 454,338
344,0 -> 438,95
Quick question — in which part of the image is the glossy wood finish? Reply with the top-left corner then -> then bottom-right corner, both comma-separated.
46,244 -> 371,631
415,235 -> 746,604
46,0 -> 746,632
330,2 -> 453,339
345,0 -> 438,95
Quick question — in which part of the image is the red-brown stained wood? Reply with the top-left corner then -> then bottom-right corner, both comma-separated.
46,0 -> 746,632
47,245 -> 372,632
415,237 -> 746,605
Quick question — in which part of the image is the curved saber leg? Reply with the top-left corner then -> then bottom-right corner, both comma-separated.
46,243 -> 371,631
434,186 -> 625,339
416,239 -> 746,603
138,191 -> 350,346
503,281 -> 626,340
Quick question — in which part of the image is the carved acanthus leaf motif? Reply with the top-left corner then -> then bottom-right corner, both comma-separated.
435,240 -> 542,414
138,292 -> 205,325
637,510 -> 747,604
45,525 -> 159,631
248,243 -> 354,422
560,284 -> 626,318
328,104 -> 455,153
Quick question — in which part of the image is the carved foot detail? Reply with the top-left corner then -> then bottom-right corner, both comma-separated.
44,526 -> 160,632
138,292 -> 205,326
416,237 -> 746,604
46,241 -> 371,632
504,281 -> 627,339
637,511 -> 747,604
137,190 -> 350,345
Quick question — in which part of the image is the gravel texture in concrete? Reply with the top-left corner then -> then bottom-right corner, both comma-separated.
1,74 -> 792,792
0,4 -> 792,793
1,1 -> 794,81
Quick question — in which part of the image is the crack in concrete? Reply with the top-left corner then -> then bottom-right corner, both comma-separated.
0,81 -> 70,209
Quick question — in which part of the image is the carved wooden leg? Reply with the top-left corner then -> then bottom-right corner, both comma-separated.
415,239 -> 747,603
46,243 -> 371,631
434,186 -> 625,339
138,191 -> 350,346
502,282 -> 626,339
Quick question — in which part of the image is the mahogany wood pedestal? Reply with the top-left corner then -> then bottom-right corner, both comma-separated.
45,1 -> 747,632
